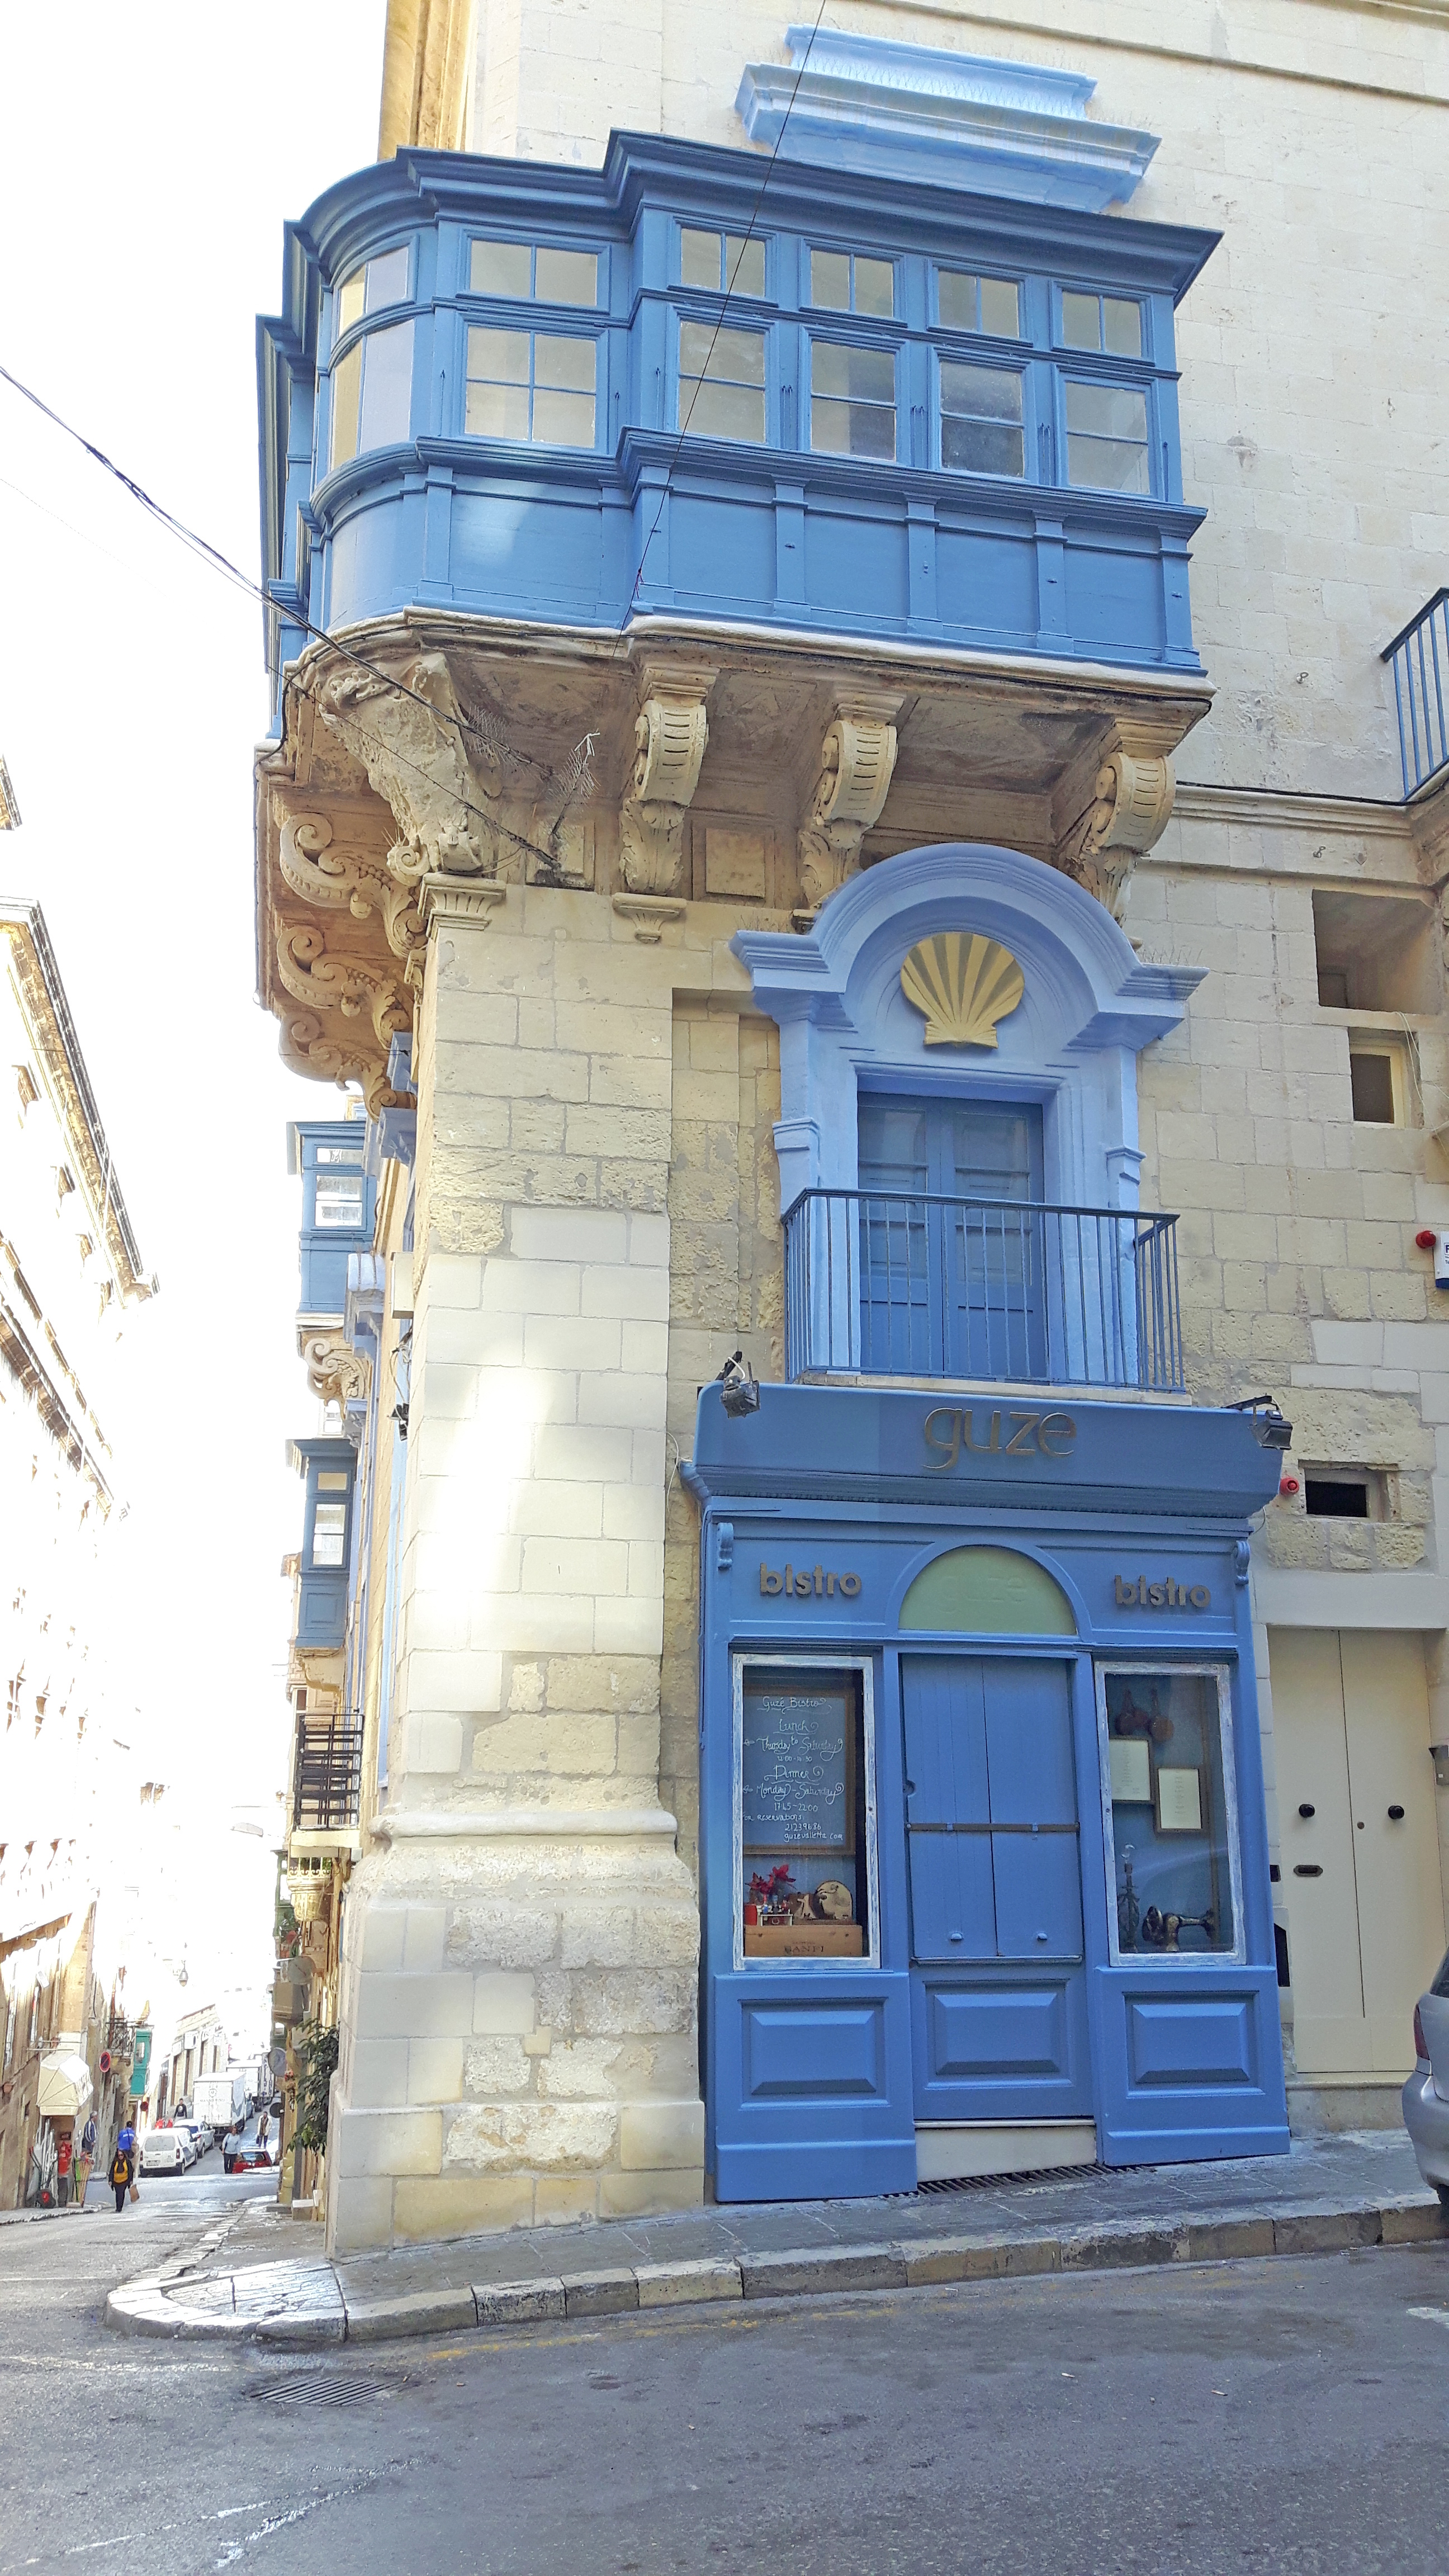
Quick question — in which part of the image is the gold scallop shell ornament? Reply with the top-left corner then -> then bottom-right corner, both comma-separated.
900,932 -> 1025,1049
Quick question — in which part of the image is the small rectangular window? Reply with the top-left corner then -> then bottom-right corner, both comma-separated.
314,1175 -> 366,1229
465,327 -> 596,447
1062,290 -> 1142,358
938,270 -> 1021,338
1064,380 -> 1149,493
680,227 -> 766,297
469,239 -> 600,307
311,1502 -> 348,1568
811,341 -> 896,460
335,247 -> 410,340
1303,1476 -> 1371,1519
315,1147 -> 364,1166
1349,1048 -> 1397,1125
940,361 -> 1024,477
679,321 -> 766,443
329,320 -> 413,470
810,249 -> 894,318
329,342 -> 362,470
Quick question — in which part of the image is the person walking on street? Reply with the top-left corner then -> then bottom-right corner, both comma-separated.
77,2111 -> 97,2209
108,2137 -> 134,2213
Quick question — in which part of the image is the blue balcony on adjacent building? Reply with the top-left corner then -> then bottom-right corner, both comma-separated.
290,1436 -> 357,1652
259,129 -> 1218,723
288,1119 -> 377,1323
783,1187 -> 1184,1393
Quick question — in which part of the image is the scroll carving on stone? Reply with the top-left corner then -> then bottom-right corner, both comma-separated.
798,698 -> 901,910
315,650 -> 499,884
1052,723 -> 1177,920
618,666 -> 716,896
301,1331 -> 372,1413
276,806 -> 392,925
273,919 -> 411,1058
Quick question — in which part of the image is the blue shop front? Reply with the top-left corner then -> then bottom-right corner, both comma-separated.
683,842 -> 1291,2201
688,1382 -> 1287,2200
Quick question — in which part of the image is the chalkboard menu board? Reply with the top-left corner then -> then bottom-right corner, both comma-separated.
742,1670 -> 855,1855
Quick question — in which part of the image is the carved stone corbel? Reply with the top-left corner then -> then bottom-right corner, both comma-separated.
314,650 -> 500,884
618,665 -> 716,895
273,920 -> 411,1058
1051,718 -> 1178,920
797,695 -> 902,909
275,802 -> 393,926
301,1331 -> 372,1412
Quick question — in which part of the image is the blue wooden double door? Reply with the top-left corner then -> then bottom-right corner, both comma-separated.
858,1094 -> 1046,1380
903,1654 -> 1093,2122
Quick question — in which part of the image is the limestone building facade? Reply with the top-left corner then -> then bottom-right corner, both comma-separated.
257,0 -> 1449,2250
0,893 -> 157,2205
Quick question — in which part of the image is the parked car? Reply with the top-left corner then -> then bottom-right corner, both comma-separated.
226,2119 -> 280,2176
139,2128 -> 187,2176
1402,1950 -> 1449,2204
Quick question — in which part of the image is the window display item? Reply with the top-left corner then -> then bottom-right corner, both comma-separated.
1108,1737 -> 1151,1803
1154,1766 -> 1204,1834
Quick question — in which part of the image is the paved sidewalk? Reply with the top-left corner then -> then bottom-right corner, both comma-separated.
103,2129 -> 1448,2348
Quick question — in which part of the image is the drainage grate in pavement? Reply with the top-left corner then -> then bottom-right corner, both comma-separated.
917,2161 -> 1104,2195
250,2372 -> 389,2411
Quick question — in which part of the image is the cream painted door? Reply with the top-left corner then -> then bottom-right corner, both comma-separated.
1270,1628 -> 1445,2076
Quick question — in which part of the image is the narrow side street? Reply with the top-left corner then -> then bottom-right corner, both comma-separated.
3,2199 -> 1449,2574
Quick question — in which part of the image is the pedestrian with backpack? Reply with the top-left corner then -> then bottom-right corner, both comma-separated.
108,2137 -> 135,2212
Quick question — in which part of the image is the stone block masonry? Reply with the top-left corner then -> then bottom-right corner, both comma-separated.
327,884 -> 762,2254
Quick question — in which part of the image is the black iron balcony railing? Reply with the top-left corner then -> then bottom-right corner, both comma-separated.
1382,589 -> 1449,797
291,1712 -> 363,1834
783,1190 -> 1185,1393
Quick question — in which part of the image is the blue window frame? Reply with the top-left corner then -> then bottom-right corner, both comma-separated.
938,358 -> 1026,479
936,268 -> 1021,338
809,247 -> 895,318
680,226 -> 766,299
465,326 -> 598,447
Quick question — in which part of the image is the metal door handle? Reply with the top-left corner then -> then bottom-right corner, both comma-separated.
1298,1803 -> 1315,1819
1388,1805 -> 1405,1821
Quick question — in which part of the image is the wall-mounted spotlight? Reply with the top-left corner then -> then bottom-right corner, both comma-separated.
717,1349 -> 760,1419
1228,1394 -> 1293,1451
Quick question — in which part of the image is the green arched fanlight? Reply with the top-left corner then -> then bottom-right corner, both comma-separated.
899,1545 -> 1076,1635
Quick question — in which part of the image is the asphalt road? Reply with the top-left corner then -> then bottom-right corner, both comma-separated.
2,2193 -> 1449,2575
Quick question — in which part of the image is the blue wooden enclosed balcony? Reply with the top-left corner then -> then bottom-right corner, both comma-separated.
259,132 -> 1218,724
783,1188 -> 1184,1394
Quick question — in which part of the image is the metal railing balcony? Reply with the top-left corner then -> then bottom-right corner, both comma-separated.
291,1713 -> 363,1834
783,1190 -> 1185,1393
1382,589 -> 1449,797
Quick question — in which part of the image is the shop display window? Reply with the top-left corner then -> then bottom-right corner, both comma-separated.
732,1658 -> 878,1965
1096,1664 -> 1243,1962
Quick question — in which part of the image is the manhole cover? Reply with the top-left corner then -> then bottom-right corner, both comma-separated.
250,2371 -> 389,2411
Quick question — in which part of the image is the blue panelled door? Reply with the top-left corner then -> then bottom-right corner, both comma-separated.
858,1095 -> 1046,1379
903,1655 -> 1092,2120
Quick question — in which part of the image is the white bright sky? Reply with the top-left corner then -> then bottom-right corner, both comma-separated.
0,2 -> 390,2043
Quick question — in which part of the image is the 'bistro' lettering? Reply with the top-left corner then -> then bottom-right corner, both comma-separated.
1114,1574 -> 1211,1611
760,1564 -> 862,1599
924,1407 -> 1077,1470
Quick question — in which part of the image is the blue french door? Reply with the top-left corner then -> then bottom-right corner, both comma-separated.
902,1655 -> 1092,2122
858,1095 -> 1046,1378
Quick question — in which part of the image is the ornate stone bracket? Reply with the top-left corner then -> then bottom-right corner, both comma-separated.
797,694 -> 902,909
618,664 -> 716,895
315,648 -> 501,884
1051,718 -> 1178,920
301,1330 -> 372,1413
